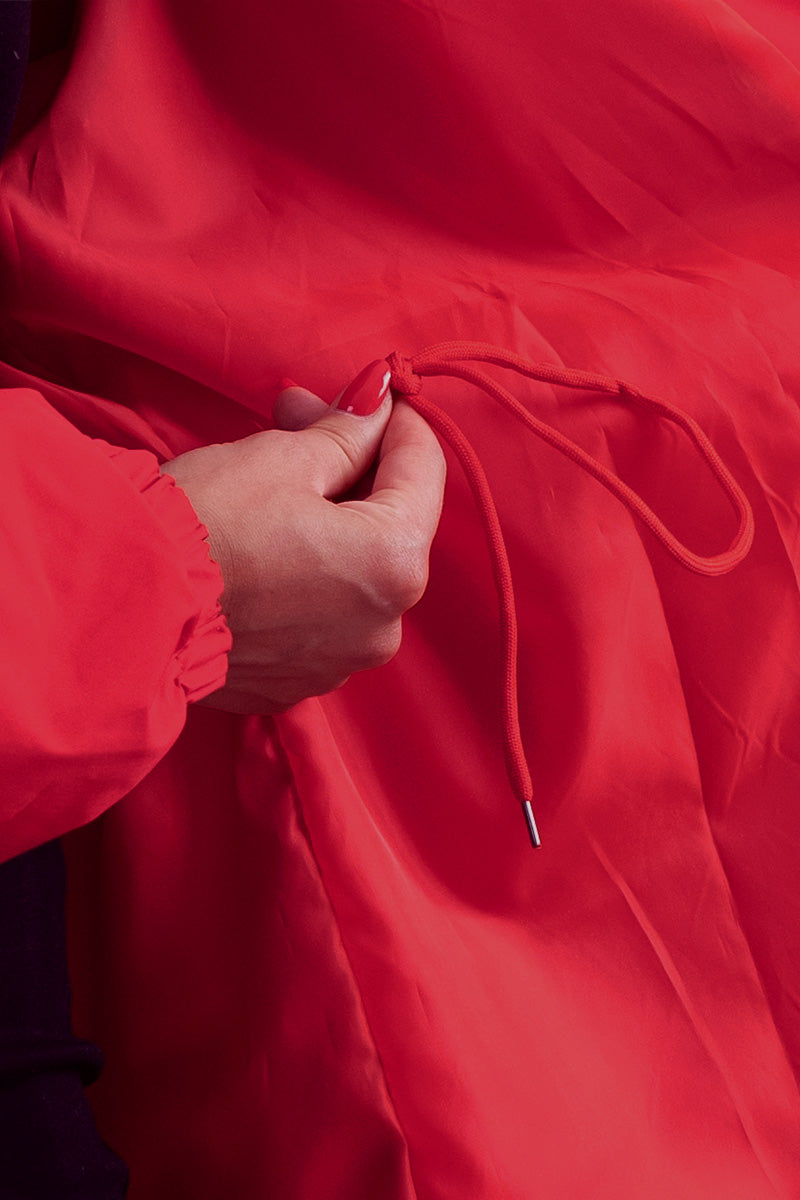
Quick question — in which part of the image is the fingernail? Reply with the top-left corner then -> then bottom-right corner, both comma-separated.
333,360 -> 392,416
278,377 -> 299,391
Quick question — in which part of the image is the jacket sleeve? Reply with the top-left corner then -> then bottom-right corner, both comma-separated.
0,388 -> 232,863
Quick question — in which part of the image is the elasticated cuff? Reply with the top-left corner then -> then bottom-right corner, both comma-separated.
95,442 -> 232,704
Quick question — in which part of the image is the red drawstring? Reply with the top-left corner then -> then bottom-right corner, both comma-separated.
386,341 -> 755,848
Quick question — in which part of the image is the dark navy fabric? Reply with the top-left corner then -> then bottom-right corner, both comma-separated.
0,841 -> 129,1197
0,1 -> 30,158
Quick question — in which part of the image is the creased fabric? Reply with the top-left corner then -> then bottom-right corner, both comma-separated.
2,0 -> 800,1196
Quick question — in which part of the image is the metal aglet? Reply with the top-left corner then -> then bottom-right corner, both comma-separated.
523,800 -> 541,848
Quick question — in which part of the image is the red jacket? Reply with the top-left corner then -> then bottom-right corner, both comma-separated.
3,1 -> 800,1196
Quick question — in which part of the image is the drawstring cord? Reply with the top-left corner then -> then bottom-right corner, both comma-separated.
386,341 -> 755,848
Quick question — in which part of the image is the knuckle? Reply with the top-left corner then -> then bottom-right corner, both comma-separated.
378,538 -> 429,613
374,621 -> 404,666
355,622 -> 403,671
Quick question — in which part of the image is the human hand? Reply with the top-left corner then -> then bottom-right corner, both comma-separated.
161,362 -> 446,713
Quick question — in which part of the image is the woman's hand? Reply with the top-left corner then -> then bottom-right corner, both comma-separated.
161,362 -> 446,713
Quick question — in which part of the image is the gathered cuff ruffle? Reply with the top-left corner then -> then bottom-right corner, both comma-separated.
95,442 -> 232,704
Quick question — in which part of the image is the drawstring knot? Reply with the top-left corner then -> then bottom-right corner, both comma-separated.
386,351 -> 423,397
386,340 -> 755,849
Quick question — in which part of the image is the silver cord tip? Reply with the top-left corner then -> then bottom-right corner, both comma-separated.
523,800 -> 541,848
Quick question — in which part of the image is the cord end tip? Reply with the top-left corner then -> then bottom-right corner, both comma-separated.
523,801 -> 541,848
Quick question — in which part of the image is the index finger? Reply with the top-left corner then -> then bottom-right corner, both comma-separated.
361,400 -> 447,541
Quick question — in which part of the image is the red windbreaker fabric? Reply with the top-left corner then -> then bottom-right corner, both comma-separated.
0,390 -> 231,861
2,1 -> 800,1196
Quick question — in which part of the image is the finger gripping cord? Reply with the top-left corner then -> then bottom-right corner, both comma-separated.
386,342 -> 755,849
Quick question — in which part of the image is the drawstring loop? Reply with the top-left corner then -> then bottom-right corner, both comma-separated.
386,342 -> 755,848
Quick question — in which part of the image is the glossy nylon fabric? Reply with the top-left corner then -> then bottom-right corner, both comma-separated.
2,0 -> 800,1196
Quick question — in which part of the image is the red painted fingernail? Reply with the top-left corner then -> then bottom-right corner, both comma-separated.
278,377 -> 299,391
334,360 -> 392,416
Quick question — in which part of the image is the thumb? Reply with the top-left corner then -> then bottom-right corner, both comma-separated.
273,382 -> 329,431
292,361 -> 394,497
